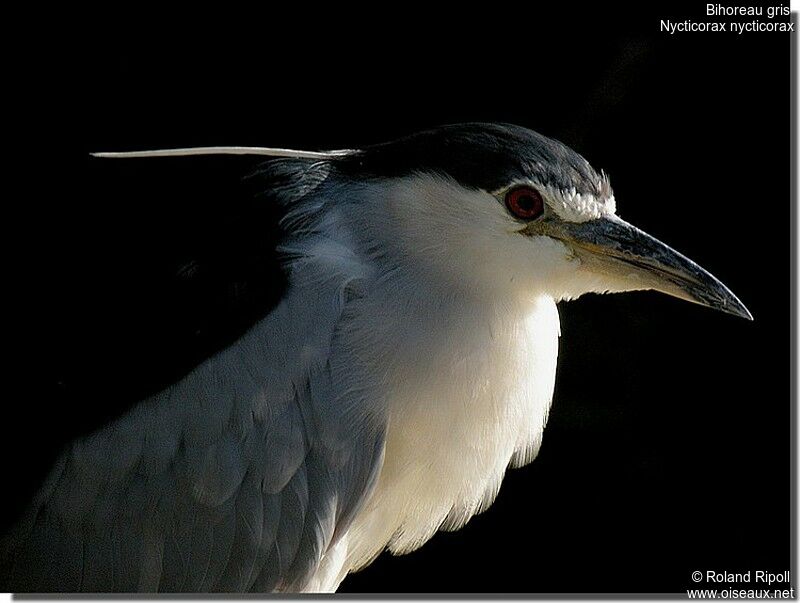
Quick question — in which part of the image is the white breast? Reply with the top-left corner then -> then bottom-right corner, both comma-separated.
339,291 -> 560,577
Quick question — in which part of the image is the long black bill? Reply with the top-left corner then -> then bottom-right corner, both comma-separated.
559,215 -> 753,320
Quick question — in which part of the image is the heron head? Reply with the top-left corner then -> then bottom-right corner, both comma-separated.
339,123 -> 751,319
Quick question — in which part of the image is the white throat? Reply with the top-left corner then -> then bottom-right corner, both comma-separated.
336,272 -> 561,577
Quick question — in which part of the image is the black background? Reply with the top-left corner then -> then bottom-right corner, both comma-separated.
8,4 -> 793,595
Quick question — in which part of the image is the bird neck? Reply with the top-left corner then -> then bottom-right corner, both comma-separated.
340,273 -> 560,572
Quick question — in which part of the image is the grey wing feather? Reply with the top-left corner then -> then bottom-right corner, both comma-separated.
0,158 -> 386,593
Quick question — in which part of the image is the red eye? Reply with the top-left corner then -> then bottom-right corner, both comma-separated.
505,186 -> 544,220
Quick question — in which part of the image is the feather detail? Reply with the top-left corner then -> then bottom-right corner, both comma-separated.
91,146 -> 355,159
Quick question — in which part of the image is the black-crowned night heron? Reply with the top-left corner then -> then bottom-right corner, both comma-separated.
1,123 -> 751,592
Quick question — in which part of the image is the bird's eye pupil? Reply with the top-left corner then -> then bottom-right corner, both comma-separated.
505,186 -> 544,220
517,195 -> 535,211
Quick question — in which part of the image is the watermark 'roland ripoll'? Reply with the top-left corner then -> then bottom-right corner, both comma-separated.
693,570 -> 791,585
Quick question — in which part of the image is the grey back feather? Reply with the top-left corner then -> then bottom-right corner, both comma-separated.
0,158 -> 386,593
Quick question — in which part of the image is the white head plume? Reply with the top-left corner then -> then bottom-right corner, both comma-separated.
90,146 -> 355,159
